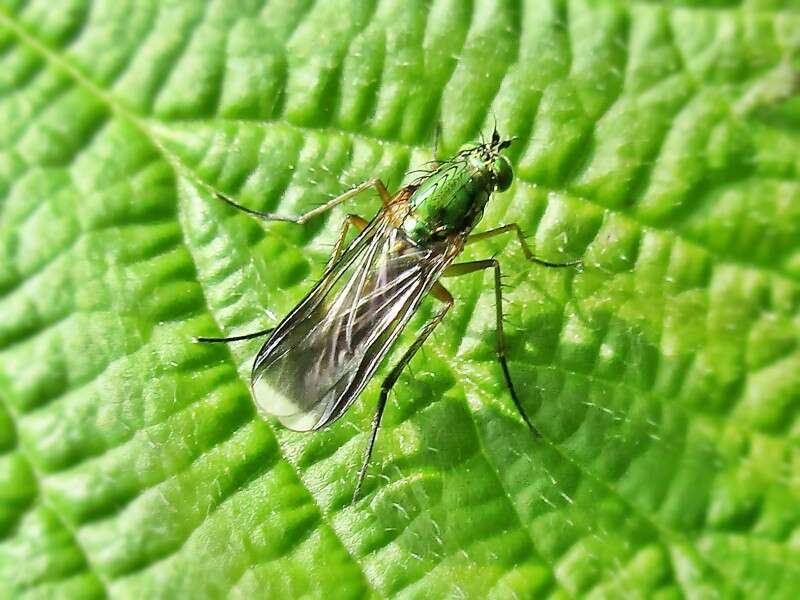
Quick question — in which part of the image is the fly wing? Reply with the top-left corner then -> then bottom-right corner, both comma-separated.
251,215 -> 453,431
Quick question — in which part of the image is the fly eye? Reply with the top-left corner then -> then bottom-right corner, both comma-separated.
493,155 -> 513,192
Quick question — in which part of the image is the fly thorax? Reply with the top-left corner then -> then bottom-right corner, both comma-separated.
402,162 -> 492,243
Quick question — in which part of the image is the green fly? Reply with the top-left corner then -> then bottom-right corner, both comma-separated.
196,129 -> 581,502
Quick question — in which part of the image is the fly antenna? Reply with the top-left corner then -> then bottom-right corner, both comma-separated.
432,122 -> 442,162
498,135 -> 516,150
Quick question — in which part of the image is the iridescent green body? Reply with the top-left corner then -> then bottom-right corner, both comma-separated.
197,130 -> 580,504
402,143 -> 513,242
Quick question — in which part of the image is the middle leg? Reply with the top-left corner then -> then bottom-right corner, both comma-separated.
326,214 -> 368,270
197,214 -> 369,344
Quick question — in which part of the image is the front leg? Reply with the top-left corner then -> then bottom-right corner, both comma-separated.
466,223 -> 582,268
214,178 -> 392,225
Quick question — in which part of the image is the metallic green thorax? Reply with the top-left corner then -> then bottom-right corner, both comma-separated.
402,135 -> 514,242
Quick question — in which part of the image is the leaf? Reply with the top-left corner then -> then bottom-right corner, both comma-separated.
1,0 -> 799,598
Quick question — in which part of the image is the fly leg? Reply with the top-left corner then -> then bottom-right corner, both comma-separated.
214,178 -> 392,224
467,224 -> 582,268
193,328 -> 275,344
326,214 -> 368,270
432,122 -> 442,163
442,259 -> 540,436
194,211 -> 367,344
353,282 -> 453,503
198,183 -> 381,343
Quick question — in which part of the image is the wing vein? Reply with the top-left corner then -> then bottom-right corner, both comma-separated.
251,215 -> 456,431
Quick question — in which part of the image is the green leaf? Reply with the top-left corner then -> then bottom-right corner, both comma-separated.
1,0 -> 799,598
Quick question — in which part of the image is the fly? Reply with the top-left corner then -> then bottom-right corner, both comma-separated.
195,129 -> 582,503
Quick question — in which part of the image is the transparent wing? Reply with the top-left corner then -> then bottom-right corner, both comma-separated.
251,215 -> 455,431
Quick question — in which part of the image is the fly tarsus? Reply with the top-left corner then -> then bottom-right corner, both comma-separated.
466,223 -> 583,270
498,359 -> 542,437
213,192 -> 292,222
193,327 -> 274,343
